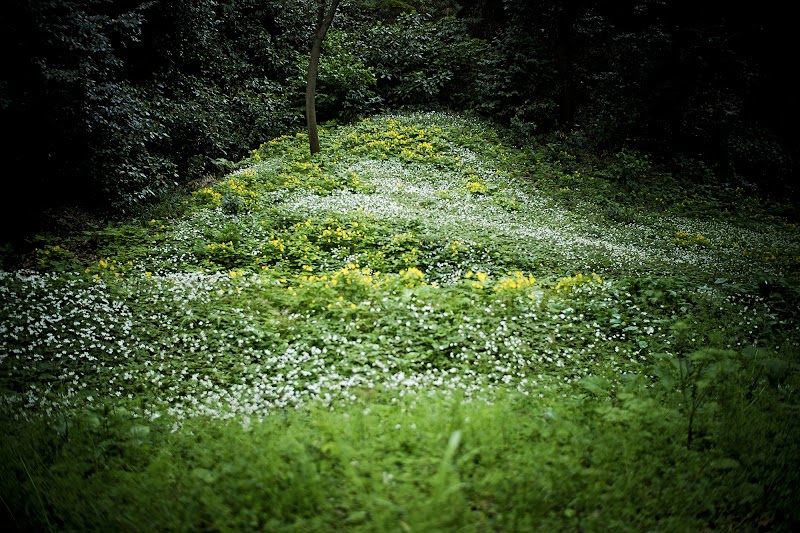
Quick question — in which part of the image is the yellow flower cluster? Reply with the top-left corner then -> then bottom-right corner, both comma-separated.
343,118 -> 445,163
450,240 -> 466,257
289,263 -> 382,300
35,244 -> 78,270
464,173 -> 489,195
399,141 -> 437,162
320,224 -> 358,244
296,218 -> 369,246
465,270 -> 538,296
493,271 -> 536,293
256,132 -> 309,158
400,267 -> 425,288
268,238 -> 286,253
736,242 -> 783,262
554,272 -> 602,292
258,217 -> 375,270
384,232 -> 421,266
193,173 -> 261,210
194,187 -> 222,205
465,180 -> 489,194
206,241 -> 235,252
673,231 -> 708,247
285,264 -> 430,305
280,161 -> 323,185
84,257 -> 130,279
279,163 -> 361,192
218,177 -> 259,202
197,240 -> 246,269
464,270 -> 488,289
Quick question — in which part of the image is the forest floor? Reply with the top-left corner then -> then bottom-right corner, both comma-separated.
2,112 -> 799,531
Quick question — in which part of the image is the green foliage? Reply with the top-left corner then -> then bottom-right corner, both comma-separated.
0,0 -> 304,220
467,21 -> 556,133
30,243 -> 81,273
296,29 -> 380,120
357,14 -> 485,108
2,0 -> 796,244
4,376 -> 798,531
2,112 -> 799,531
600,149 -> 652,184
334,116 -> 450,164
651,348 -> 740,449
161,74 -> 299,182
721,123 -> 794,193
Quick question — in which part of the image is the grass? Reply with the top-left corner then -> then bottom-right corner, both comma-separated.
1,111 -> 799,531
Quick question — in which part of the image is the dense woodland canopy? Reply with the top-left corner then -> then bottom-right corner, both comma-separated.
1,0 -> 797,241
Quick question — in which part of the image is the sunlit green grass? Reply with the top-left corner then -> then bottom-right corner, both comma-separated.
2,112 -> 799,531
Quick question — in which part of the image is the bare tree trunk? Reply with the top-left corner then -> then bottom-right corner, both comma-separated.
306,0 -> 341,155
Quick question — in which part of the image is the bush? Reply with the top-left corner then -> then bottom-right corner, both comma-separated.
468,22 -> 557,134
0,0 -> 305,229
160,74 -> 299,182
294,29 -> 380,121
357,14 -> 485,109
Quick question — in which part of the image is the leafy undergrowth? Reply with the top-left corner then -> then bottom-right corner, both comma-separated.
2,112 -> 799,531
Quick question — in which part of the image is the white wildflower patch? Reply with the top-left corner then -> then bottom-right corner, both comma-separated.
1,111 -> 798,427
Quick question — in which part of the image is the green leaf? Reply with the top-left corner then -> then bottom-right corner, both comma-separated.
710,458 -> 740,470
742,345 -> 767,358
597,405 -> 633,423
192,468 -> 217,483
578,375 -> 611,396
128,424 -> 151,439
651,364 -> 676,390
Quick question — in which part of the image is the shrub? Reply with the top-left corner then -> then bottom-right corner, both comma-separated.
467,21 -> 557,134
357,14 -> 485,108
294,29 -> 381,121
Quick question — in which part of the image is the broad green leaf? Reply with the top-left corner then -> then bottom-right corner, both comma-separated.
578,375 -> 611,396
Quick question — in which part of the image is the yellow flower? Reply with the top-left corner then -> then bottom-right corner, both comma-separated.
401,267 -> 424,280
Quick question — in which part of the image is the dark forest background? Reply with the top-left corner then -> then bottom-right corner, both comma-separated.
1,0 -> 797,241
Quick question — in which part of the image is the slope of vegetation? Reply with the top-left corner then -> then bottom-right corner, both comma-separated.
2,113 -> 799,531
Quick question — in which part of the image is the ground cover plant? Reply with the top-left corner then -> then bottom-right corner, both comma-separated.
2,112 -> 799,531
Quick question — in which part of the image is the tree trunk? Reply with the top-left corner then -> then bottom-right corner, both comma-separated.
306,0 -> 341,155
